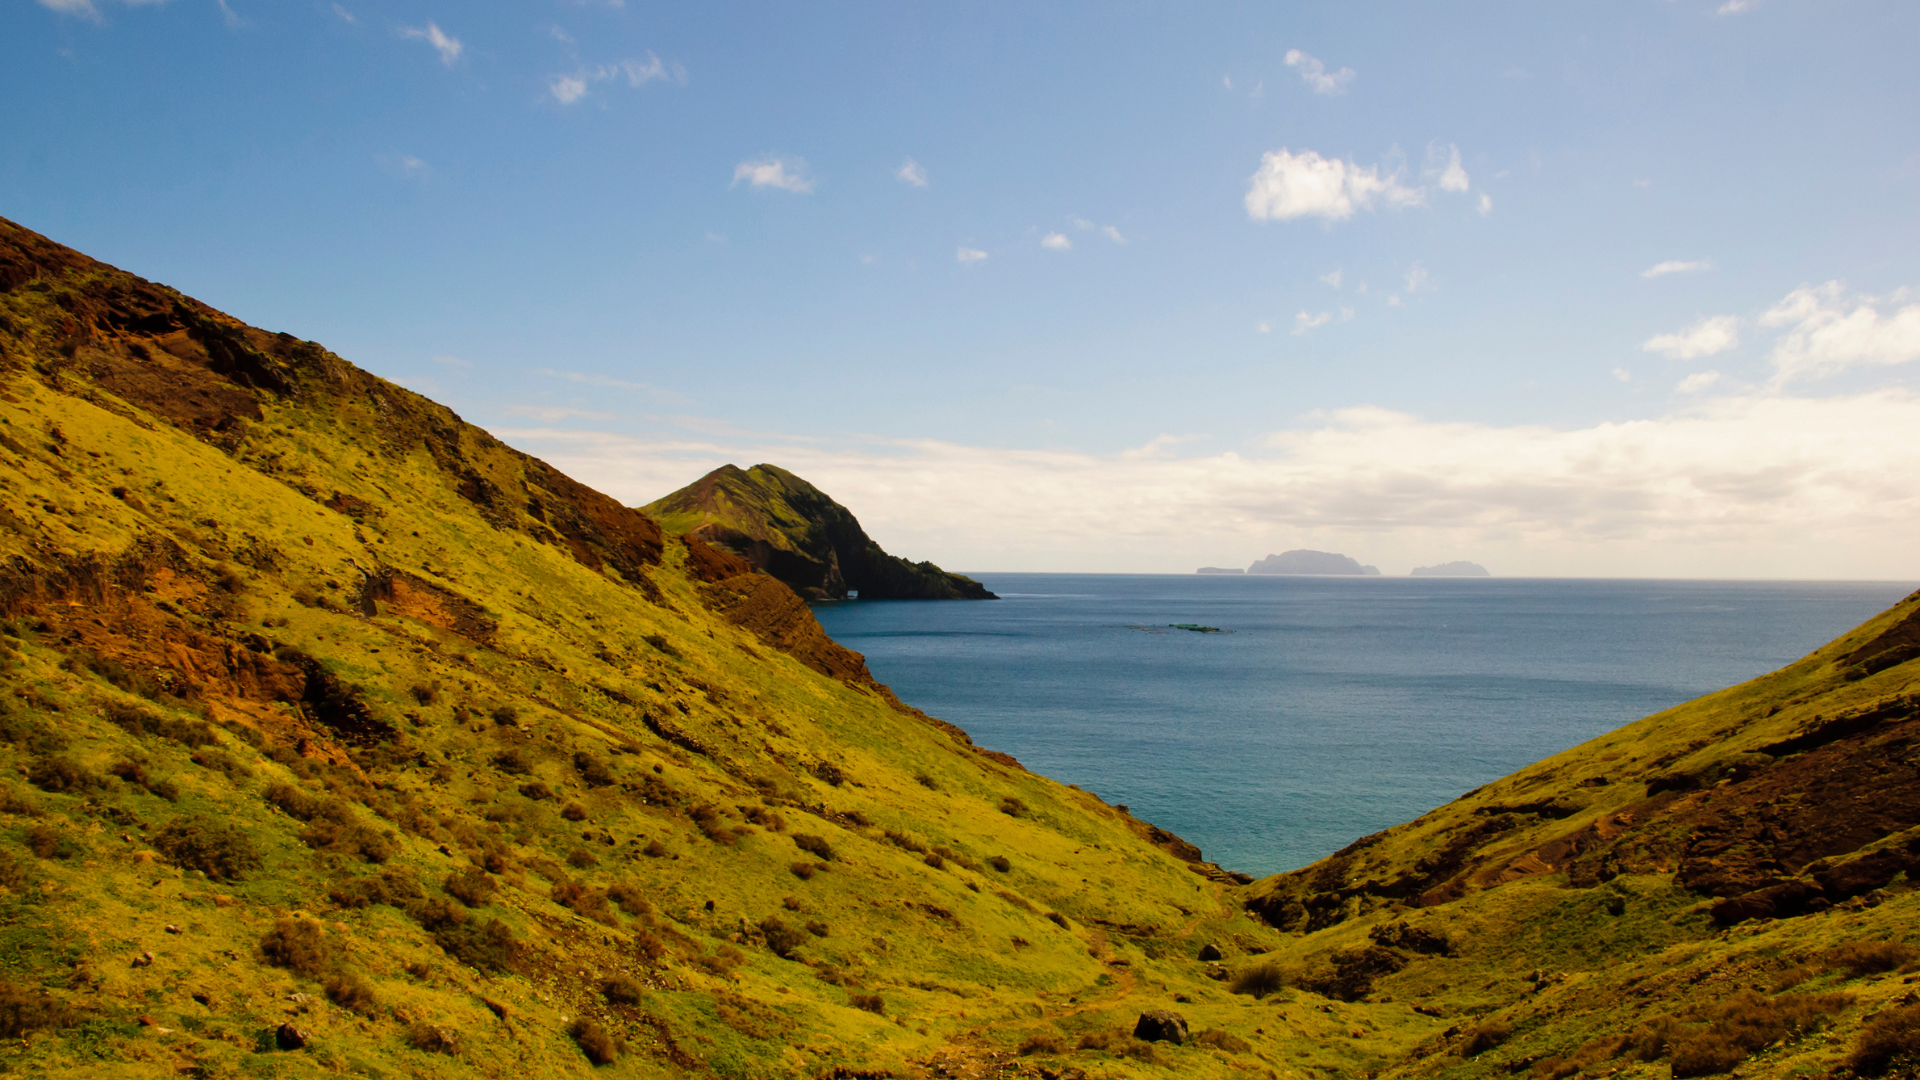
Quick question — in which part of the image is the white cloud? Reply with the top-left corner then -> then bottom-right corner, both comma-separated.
399,22 -> 463,66
431,354 -> 471,369
1427,144 -> 1470,193
1404,263 -> 1432,294
1257,322 -> 1271,333
1102,225 -> 1125,244
36,0 -> 167,18
1643,259 -> 1713,279
1718,0 -> 1756,12
1477,193 -> 1493,217
1763,282 -> 1920,384
1041,233 -> 1072,251
548,53 -> 676,104
1245,148 -> 1425,222
1642,315 -> 1740,360
505,389 -> 1920,578
732,156 -> 814,193
896,159 -> 928,187
956,247 -> 989,264
1613,368 -> 1633,383
1387,294 -> 1402,307
1283,49 -> 1355,95
1677,371 -> 1723,393
332,3 -> 356,23
1293,310 -> 1333,335
1320,269 -> 1343,289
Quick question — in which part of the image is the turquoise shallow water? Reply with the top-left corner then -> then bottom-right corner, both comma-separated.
812,575 -> 1917,878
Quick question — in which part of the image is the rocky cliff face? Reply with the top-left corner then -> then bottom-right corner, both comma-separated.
644,463 -> 996,601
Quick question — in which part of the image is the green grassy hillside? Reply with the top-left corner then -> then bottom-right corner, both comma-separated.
644,464 -> 995,601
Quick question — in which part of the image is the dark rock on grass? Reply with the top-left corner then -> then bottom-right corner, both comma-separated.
1133,1009 -> 1189,1045
1196,942 -> 1222,962
275,1022 -> 311,1050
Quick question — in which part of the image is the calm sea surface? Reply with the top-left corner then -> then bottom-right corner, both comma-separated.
812,575 -> 1916,878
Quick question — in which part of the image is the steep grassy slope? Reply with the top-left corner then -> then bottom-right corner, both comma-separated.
644,464 -> 995,601
1235,590 -> 1920,1078
0,218 -> 1295,1078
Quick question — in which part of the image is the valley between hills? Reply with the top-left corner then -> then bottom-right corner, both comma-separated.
0,214 -> 1918,1080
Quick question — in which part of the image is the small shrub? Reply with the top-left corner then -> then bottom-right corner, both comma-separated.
643,839 -> 669,858
25,822 -> 74,860
606,882 -> 650,916
759,915 -> 807,959
913,771 -> 939,790
997,889 -> 1035,913
792,833 -> 834,861
806,920 -> 830,938
643,633 -> 680,659
602,975 -> 644,1005
1018,1033 -> 1068,1055
0,710 -> 66,755
406,1021 -> 458,1054
1045,911 -> 1069,929
103,701 -> 215,746
1229,962 -> 1285,999
552,883 -> 618,926
27,757 -> 97,794
849,993 -> 884,1014
782,895 -> 803,911
990,855 -> 1011,872
490,706 -> 519,727
1828,941 -> 1920,977
789,861 -> 815,880
567,848 -> 600,869
1848,1003 -> 1920,1077
431,915 -> 517,972
1195,1028 -> 1251,1053
298,818 -> 398,864
322,970 -> 378,1014
518,782 -> 556,801
0,983 -> 76,1038
154,815 -> 262,881
260,919 -> 332,977
491,749 -> 531,774
444,868 -> 497,908
0,852 -> 24,891
569,1017 -> 618,1065
999,796 -> 1027,817
408,685 -> 438,706
1459,1020 -> 1512,1057
883,829 -> 927,854
924,852 -> 945,870
633,929 -> 666,964
573,752 -> 614,788
189,748 -> 251,783
561,802 -> 588,821
330,869 -> 425,909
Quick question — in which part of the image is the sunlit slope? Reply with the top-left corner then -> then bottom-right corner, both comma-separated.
1238,588 -> 1920,1078
0,217 -> 1301,1079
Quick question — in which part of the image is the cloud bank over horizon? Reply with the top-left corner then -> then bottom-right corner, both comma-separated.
492,379 -> 1920,582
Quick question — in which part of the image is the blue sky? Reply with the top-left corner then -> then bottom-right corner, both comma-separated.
6,0 -> 1920,577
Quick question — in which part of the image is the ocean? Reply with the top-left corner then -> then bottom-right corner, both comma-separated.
811,575 -> 1916,879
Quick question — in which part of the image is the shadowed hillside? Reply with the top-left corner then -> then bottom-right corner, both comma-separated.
644,464 -> 996,601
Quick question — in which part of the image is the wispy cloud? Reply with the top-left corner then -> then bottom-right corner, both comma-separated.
501,405 -> 617,422
1763,282 -> 1920,384
1643,259 -> 1714,279
1643,315 -> 1740,360
1718,0 -> 1757,13
956,247 -> 988,264
1293,310 -> 1332,334
535,368 -> 691,403
1245,148 -> 1424,222
431,354 -> 470,369
399,22 -> 462,66
1320,269 -> 1343,289
1477,193 -> 1493,217
896,159 -> 928,187
732,155 -> 814,193
1283,49 -> 1355,95
548,53 -> 679,104
1426,144 -> 1470,193
1404,263 -> 1433,294
375,153 -> 431,181
36,0 -> 168,20
1677,371 -> 1723,393
331,3 -> 355,23
1041,232 -> 1071,251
